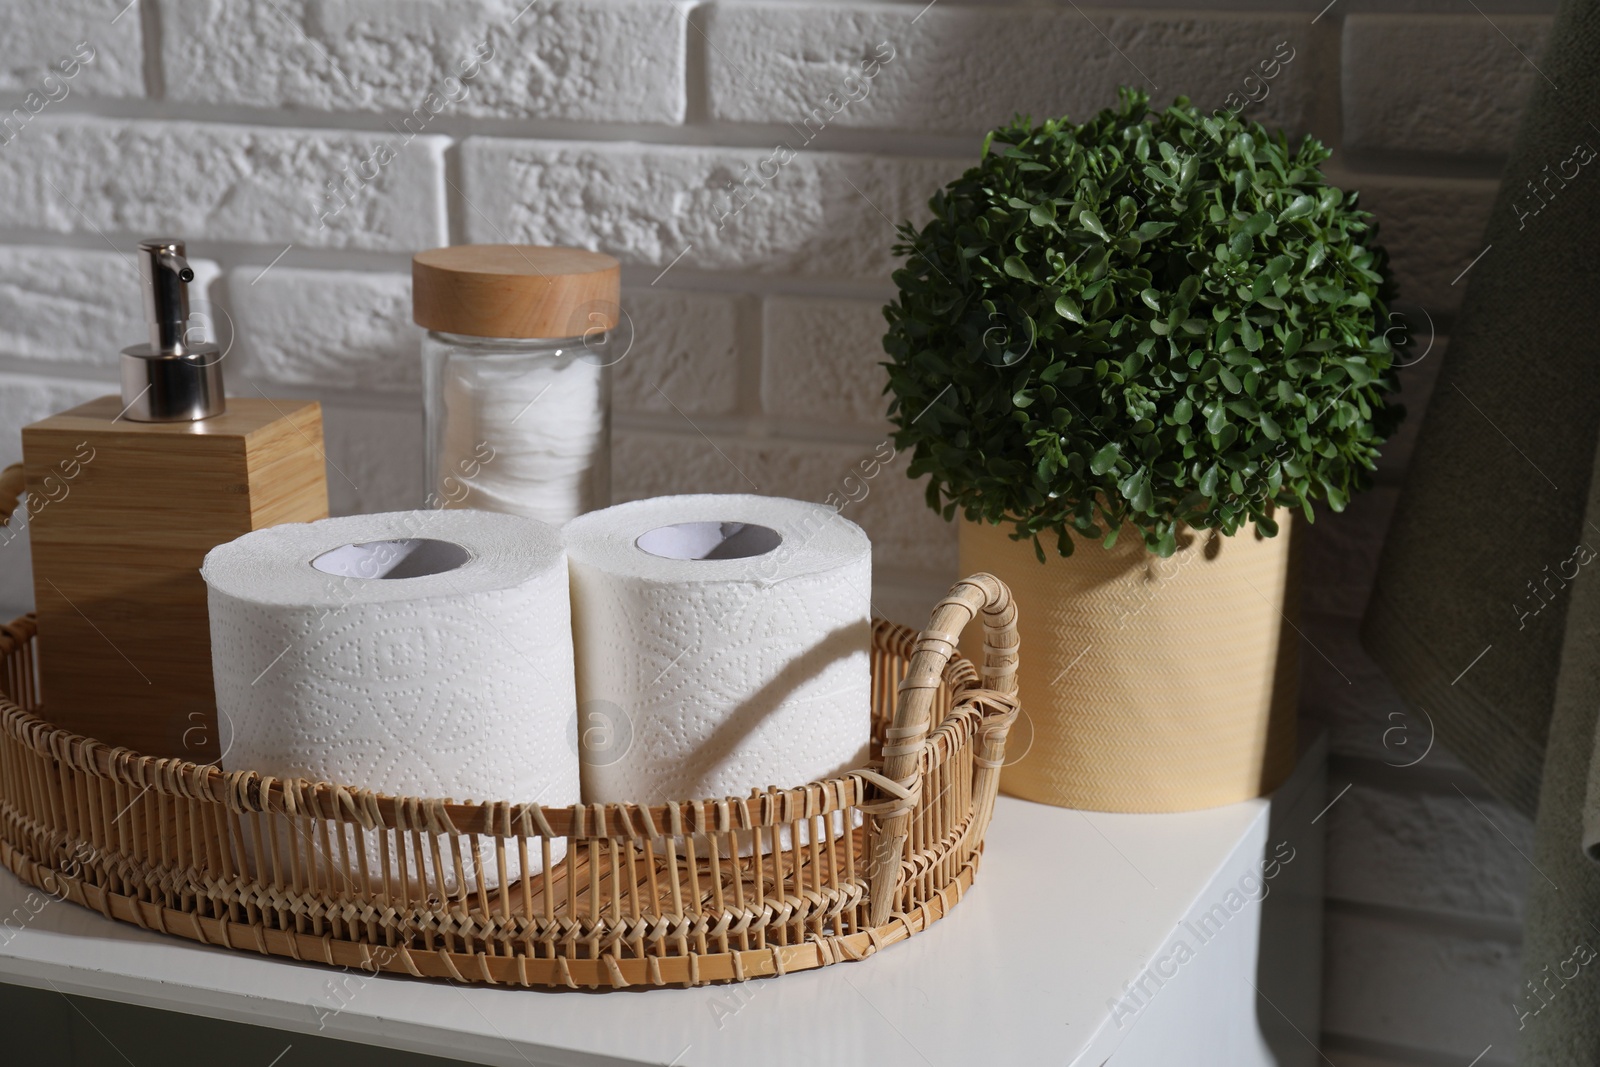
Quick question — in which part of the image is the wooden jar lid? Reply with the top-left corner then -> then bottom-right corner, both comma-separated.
412,245 -> 621,339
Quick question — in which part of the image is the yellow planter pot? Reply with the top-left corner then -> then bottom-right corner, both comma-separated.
959,516 -> 1301,812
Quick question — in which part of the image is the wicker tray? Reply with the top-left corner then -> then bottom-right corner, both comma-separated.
0,575 -> 1018,988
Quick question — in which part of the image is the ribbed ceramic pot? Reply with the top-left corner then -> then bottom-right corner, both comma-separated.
958,515 -> 1301,812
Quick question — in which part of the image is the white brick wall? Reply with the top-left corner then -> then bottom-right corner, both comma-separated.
1327,782 -> 1532,921
0,3 -> 144,100
0,118 -> 449,250
614,288 -> 743,416
762,296 -> 888,428
457,137 -> 956,277
1324,911 -> 1521,1064
0,372 -> 108,471
227,267 -> 419,391
1375,338 -> 1446,480
613,428 -> 955,574
705,7 -> 1316,136
0,4 -> 1552,1061
165,0 -> 687,123
1303,488 -> 1398,619
0,246 -> 157,370
1328,169 -> 1499,314
317,398 -> 425,517
1343,15 -> 1549,157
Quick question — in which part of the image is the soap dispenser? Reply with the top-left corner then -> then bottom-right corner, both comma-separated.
21,238 -> 330,761
118,237 -> 225,422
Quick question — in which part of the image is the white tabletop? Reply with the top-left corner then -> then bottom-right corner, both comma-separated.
0,742 -> 1325,1067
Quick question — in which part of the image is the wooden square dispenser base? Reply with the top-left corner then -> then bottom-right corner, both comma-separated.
22,396 -> 328,761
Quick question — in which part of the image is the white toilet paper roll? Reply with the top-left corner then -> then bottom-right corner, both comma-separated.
203,509 -> 580,895
563,494 -> 873,819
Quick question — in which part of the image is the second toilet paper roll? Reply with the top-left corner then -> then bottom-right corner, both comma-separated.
564,494 -> 872,811
203,509 -> 581,894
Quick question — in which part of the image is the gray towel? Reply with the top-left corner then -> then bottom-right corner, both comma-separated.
1360,0 -> 1600,1060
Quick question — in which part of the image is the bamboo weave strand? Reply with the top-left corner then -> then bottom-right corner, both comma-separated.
0,576 -> 1019,988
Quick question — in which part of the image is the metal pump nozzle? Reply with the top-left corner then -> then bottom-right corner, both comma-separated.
120,237 -> 224,422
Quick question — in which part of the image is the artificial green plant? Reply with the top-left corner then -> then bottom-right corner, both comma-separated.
883,88 -> 1403,558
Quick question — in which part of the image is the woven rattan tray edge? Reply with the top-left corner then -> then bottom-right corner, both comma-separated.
0,575 -> 1020,988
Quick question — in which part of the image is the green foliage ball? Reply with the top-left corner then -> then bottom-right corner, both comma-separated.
883,89 -> 1403,558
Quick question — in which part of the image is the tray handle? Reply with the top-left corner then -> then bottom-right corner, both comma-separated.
0,463 -> 23,528
865,572 -> 1018,927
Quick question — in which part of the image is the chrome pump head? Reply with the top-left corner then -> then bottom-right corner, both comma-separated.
119,237 -> 224,422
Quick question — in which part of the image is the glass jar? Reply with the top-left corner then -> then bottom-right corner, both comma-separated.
421,331 -> 611,524
412,244 -> 622,526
